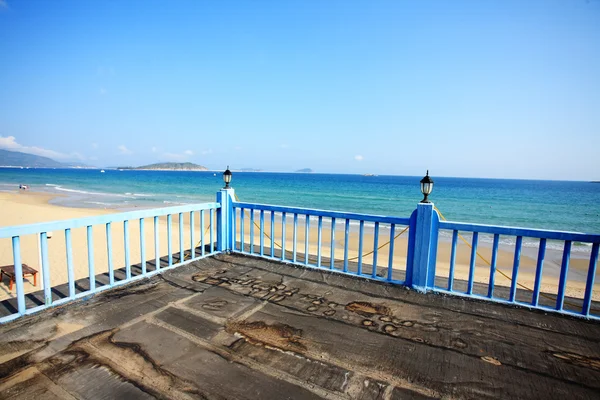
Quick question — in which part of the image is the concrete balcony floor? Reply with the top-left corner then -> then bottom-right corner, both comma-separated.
0,253 -> 599,399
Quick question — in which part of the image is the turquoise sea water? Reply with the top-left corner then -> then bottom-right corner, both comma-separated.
1,168 -> 599,237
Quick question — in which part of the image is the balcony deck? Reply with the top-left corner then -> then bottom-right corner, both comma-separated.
0,253 -> 599,399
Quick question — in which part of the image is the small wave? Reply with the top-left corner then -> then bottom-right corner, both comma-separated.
133,193 -> 155,197
163,200 -> 189,205
84,201 -> 112,206
45,183 -> 60,187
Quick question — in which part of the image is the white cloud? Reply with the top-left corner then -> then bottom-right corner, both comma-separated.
0,135 -> 79,160
117,145 -> 132,155
201,149 -> 213,155
161,149 -> 196,161
354,155 -> 364,161
151,146 -> 158,153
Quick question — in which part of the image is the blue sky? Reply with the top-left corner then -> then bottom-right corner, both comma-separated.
0,0 -> 599,179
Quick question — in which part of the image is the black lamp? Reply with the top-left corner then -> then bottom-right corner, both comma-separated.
223,166 -> 232,189
420,170 -> 434,203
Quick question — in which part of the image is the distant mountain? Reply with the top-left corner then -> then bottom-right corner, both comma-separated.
0,149 -> 91,168
295,168 -> 313,173
134,162 -> 208,171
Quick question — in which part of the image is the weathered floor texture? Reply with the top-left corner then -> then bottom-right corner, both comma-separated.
0,253 -> 599,400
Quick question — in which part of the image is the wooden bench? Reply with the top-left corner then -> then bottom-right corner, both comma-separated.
0,264 -> 38,291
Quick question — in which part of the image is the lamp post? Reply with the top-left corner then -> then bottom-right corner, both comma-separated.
223,166 -> 232,189
420,170 -> 434,203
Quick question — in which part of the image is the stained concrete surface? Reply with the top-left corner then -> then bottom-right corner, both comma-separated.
0,253 -> 599,399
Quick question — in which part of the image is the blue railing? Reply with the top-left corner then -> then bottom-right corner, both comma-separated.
436,218 -> 600,319
226,192 -> 600,321
231,201 -> 411,285
0,202 -> 220,323
1,187 -> 599,323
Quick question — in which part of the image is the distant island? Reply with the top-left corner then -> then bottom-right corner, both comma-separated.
239,168 -> 263,172
295,168 -> 313,173
117,162 -> 208,171
0,149 -> 93,169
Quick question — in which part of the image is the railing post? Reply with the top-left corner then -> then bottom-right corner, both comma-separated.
216,187 -> 235,252
407,202 -> 439,292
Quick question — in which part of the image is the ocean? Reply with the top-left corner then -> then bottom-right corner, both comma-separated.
1,168 -> 599,245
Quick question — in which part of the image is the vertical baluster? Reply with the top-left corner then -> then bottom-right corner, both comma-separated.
293,213 -> 298,263
167,214 -> 172,266
509,236 -> 523,302
317,216 -> 323,268
179,212 -> 184,263
210,209 -> 214,253
583,243 -> 599,316
190,211 -> 195,259
241,208 -> 245,253
260,210 -> 265,256
105,224 -> 113,286
250,209 -> 255,254
487,234 -> 500,298
372,222 -> 379,278
154,216 -> 160,270
140,218 -> 146,274
11,236 -> 25,315
41,232 -> 52,304
281,212 -> 287,260
532,238 -> 546,306
66,228 -> 76,295
270,211 -> 275,257
343,219 -> 350,273
467,232 -> 479,295
305,215 -> 310,265
357,220 -> 364,275
448,230 -> 458,291
201,210 -> 205,256
387,224 -> 395,281
87,226 -> 95,291
124,220 -> 131,278
556,240 -> 571,310
330,217 -> 336,269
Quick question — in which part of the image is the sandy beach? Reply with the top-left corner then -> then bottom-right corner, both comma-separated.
0,191 -> 596,305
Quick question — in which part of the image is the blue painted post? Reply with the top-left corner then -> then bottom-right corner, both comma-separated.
583,243 -> 599,316
41,232 -> 52,304
167,214 -> 173,266
330,217 -> 336,269
281,212 -> 286,261
11,237 -> 25,315
210,209 -> 214,253
467,232 -> 478,295
387,224 -> 395,281
357,220 -> 364,275
260,210 -> 265,256
250,208 -> 255,254
124,220 -> 131,278
448,230 -> 458,291
217,188 -> 234,252
372,222 -> 379,278
317,216 -> 323,268
293,213 -> 298,263
532,238 -> 546,306
343,219 -> 350,273
105,223 -> 114,285
270,211 -> 275,257
556,240 -> 572,310
305,215 -> 310,265
179,213 -> 184,262
154,216 -> 160,270
509,236 -> 523,302
140,218 -> 146,274
190,211 -> 195,259
66,228 -> 76,296
407,203 -> 439,292
86,226 -> 95,292
200,211 -> 205,256
487,234 -> 500,298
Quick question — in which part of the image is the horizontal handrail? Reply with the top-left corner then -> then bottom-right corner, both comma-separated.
232,201 -> 411,225
439,220 -> 600,243
0,203 -> 220,238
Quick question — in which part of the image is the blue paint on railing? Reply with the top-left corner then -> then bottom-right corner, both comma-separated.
0,202 -> 220,324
